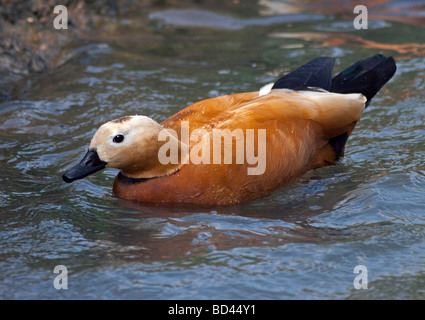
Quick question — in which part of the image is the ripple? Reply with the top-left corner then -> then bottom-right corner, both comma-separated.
150,9 -> 325,30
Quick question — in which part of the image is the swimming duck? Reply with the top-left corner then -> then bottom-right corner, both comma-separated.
63,54 -> 396,205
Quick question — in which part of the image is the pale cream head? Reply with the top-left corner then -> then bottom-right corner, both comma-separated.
89,115 -> 184,179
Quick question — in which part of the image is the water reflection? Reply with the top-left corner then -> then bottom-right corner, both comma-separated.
270,32 -> 425,57
260,0 -> 425,27
84,165 -> 372,264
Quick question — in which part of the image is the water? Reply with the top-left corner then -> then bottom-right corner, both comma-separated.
2,1 -> 425,300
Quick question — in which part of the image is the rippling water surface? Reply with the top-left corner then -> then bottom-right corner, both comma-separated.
2,1 -> 425,299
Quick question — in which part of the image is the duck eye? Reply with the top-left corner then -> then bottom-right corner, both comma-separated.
113,134 -> 124,143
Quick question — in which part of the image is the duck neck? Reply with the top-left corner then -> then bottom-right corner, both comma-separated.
120,135 -> 189,180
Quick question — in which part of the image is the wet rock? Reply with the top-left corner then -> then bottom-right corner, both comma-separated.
0,0 -> 151,102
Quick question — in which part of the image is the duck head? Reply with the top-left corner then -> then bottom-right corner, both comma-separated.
62,115 -> 185,183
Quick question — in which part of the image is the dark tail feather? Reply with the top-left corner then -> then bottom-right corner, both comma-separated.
271,54 -> 396,106
331,54 -> 397,106
270,55 -> 396,162
272,57 -> 335,91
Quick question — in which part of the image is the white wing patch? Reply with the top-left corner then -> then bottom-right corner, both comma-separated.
259,82 -> 274,96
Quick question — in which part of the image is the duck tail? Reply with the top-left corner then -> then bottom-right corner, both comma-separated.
331,54 -> 397,107
272,57 -> 335,91
271,55 -> 396,163
271,54 -> 396,107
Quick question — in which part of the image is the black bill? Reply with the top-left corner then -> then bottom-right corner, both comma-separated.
62,149 -> 107,183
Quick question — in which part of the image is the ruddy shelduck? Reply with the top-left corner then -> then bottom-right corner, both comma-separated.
63,54 -> 396,205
